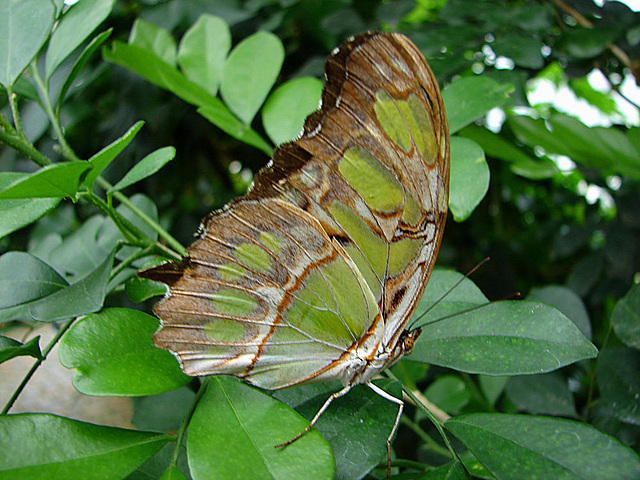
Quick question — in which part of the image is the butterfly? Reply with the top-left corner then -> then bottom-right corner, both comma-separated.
141,31 -> 449,458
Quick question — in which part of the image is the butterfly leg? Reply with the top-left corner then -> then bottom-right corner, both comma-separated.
367,381 -> 404,477
274,384 -> 353,448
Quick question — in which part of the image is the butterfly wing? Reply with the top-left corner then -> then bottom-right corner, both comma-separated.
142,32 -> 449,388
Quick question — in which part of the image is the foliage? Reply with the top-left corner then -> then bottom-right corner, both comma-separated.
1,1 -> 639,479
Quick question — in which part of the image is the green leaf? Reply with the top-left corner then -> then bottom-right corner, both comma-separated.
596,348 -> 640,426
103,42 -> 218,108
188,377 -> 335,480
125,275 -> 167,303
508,114 -> 640,179
569,77 -> 619,115
419,461 -> 468,479
27,248 -> 115,322
220,31 -> 285,124
45,0 -> 116,79
262,77 -> 323,145
276,379 -> 401,480
0,173 -> 60,239
85,120 -> 144,187
0,335 -> 42,363
109,146 -> 176,192
0,413 -> 169,479
132,388 -> 195,432
198,102 -> 273,155
0,0 -> 55,87
446,414 -> 640,479
527,285 -> 591,340
160,466 -> 189,480
33,215 -> 110,279
492,35 -> 543,69
505,373 -> 578,417
412,301 -> 598,375
57,28 -> 112,110
478,375 -> 509,406
443,77 -> 513,134
558,27 -> 617,59
59,308 -> 190,396
612,283 -> 640,349
0,252 -> 68,320
129,18 -> 177,66
177,14 -> 230,96
458,125 -> 558,180
449,136 -> 489,221
0,162 -> 91,200
424,375 -> 471,415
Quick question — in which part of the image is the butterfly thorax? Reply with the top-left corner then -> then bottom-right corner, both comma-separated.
343,327 -> 422,386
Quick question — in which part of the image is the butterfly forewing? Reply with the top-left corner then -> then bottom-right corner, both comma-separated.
142,32 -> 449,389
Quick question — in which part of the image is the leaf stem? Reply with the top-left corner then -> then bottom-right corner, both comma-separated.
170,378 -> 209,466
0,128 -> 53,167
386,370 -> 470,477
29,62 -> 80,162
400,416 -> 452,458
2,319 -> 75,415
99,177 -> 186,257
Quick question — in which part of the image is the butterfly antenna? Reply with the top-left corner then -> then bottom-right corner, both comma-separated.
413,290 -> 521,330
408,257 -> 490,331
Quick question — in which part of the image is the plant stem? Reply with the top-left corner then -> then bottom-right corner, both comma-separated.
98,177 -> 186,257
0,128 -> 53,167
400,416 -> 452,458
386,370 -> 470,478
29,62 -> 80,162
171,378 -> 208,466
2,319 -> 75,415
109,244 -> 156,280
0,110 -> 16,135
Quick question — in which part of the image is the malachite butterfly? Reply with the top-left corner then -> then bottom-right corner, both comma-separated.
141,31 -> 449,456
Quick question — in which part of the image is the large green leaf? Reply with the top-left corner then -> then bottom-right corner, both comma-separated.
412,301 -> 598,375
262,77 -> 323,146
458,125 -> 558,179
276,379 -> 402,480
220,31 -> 284,124
596,348 -> 640,426
0,252 -> 68,321
198,101 -> 273,155
187,377 -> 334,480
446,414 -> 640,479
0,0 -> 55,87
505,373 -> 577,417
129,18 -> 177,66
0,173 -> 60,239
0,413 -> 169,479
612,283 -> 640,349
58,308 -> 190,396
442,77 -> 513,134
0,162 -> 91,199
45,0 -> 116,79
177,14 -> 230,96
527,285 -> 591,340
27,248 -> 115,322
103,42 -> 217,108
508,114 -> 640,179
449,136 -> 489,221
